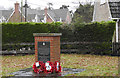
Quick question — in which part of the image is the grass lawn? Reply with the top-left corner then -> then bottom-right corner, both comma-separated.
1,55 -> 35,76
61,54 -> 118,76
1,54 -> 119,76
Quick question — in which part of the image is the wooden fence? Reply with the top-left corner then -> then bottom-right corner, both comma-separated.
2,42 -> 118,55
112,42 -> 120,56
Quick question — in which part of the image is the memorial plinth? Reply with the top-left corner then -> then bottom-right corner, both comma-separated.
33,33 -> 62,63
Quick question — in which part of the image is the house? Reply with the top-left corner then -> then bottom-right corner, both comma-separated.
93,0 -> 120,42
0,10 -> 13,23
8,2 -> 25,22
0,2 -> 72,24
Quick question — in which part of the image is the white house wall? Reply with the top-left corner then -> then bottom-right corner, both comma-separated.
93,0 -> 112,22
0,19 -> 2,23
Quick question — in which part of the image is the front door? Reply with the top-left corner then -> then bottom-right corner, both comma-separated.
38,42 -> 50,63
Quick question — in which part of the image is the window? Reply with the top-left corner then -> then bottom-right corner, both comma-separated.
1,16 -> 6,23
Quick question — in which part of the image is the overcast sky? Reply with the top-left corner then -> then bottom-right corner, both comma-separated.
0,0 -> 94,12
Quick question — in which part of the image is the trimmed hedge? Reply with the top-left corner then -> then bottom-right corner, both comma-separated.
2,21 -> 116,55
73,21 -> 115,42
71,21 -> 115,55
2,22 -> 62,44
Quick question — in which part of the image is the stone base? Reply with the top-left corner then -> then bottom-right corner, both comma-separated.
8,68 -> 85,77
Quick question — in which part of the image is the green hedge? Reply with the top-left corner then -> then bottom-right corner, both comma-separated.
2,21 -> 116,55
71,21 -> 115,55
2,22 -> 62,44
73,21 -> 115,42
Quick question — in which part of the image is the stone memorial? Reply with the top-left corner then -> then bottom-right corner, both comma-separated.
8,33 -> 85,76
33,33 -> 62,63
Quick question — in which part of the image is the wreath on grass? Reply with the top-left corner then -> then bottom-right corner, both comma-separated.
54,61 -> 61,73
44,61 -> 54,73
33,61 -> 61,73
32,61 -> 45,73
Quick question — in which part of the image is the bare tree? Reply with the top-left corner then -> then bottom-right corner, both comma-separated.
60,5 -> 69,9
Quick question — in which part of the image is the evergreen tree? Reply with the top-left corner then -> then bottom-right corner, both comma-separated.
72,3 -> 94,23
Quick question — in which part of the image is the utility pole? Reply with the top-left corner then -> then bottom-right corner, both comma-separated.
21,0 -> 23,22
23,0 -> 29,22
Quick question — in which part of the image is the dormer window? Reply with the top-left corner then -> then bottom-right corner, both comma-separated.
32,19 -> 35,22
100,0 -> 106,5
1,16 -> 6,23
57,18 -> 62,22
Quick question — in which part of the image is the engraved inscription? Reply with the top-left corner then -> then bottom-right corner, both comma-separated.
38,42 -> 50,63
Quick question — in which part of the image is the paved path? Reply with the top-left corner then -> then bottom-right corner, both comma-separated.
7,68 -> 85,77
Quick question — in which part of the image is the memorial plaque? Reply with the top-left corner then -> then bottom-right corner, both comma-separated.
38,42 -> 50,63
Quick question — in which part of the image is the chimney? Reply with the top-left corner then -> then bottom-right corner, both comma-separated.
15,2 -> 19,13
44,7 -> 47,23
44,7 -> 47,15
